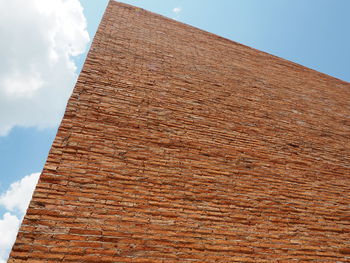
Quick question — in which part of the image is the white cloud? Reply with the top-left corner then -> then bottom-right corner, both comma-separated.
0,0 -> 90,136
0,172 -> 40,262
0,173 -> 40,214
0,213 -> 20,262
173,7 -> 182,14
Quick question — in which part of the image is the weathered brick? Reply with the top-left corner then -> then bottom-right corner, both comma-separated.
8,0 -> 350,262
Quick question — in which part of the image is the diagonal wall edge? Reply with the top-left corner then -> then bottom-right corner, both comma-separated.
9,1 -> 350,262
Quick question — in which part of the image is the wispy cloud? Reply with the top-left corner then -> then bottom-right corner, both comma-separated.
0,172 -> 40,262
0,213 -> 20,262
0,173 -> 40,213
172,7 -> 182,14
0,0 -> 90,136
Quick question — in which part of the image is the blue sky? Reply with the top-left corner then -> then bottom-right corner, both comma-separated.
0,0 -> 349,261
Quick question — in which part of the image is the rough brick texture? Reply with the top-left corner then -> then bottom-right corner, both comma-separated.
9,1 -> 350,262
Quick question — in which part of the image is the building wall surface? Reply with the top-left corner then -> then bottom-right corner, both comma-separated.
9,1 -> 350,262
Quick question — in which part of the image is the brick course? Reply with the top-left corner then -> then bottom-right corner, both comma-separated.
9,0 -> 350,262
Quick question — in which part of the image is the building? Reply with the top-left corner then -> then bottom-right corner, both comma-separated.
9,1 -> 350,262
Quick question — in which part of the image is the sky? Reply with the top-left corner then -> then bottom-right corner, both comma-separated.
0,0 -> 349,261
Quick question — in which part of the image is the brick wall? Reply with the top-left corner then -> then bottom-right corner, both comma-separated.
9,0 -> 350,262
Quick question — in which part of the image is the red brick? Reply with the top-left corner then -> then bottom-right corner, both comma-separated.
9,0 -> 350,262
